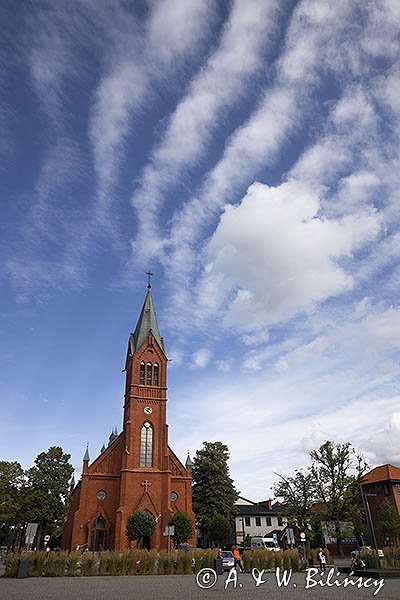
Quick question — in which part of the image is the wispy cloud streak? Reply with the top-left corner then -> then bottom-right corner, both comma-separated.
130,0 -> 286,260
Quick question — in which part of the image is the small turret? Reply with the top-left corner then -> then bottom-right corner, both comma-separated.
82,444 -> 90,474
100,444 -> 106,453
108,427 -> 119,446
185,451 -> 193,473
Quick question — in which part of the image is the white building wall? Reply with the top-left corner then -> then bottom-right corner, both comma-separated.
235,514 -> 287,543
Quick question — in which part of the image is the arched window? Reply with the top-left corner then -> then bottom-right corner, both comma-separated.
140,422 -> 153,467
153,363 -> 159,386
146,362 -> 152,385
140,362 -> 145,385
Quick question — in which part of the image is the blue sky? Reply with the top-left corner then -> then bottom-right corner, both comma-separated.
1,0 -> 400,501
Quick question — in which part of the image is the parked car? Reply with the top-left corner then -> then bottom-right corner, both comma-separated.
221,550 -> 234,570
251,536 -> 280,551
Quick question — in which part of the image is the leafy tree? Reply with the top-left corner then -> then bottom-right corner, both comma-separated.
192,441 -> 238,546
378,499 -> 400,544
0,461 -> 24,523
169,511 -> 193,547
126,510 -> 156,542
273,469 -> 316,554
209,514 -> 232,546
0,461 -> 25,546
310,441 -> 367,557
23,446 -> 73,547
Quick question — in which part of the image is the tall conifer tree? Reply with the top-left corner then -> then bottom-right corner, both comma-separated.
192,441 -> 238,546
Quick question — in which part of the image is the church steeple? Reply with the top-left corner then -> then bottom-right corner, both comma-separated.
128,278 -> 166,356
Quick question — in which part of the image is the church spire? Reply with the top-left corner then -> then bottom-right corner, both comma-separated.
129,275 -> 166,356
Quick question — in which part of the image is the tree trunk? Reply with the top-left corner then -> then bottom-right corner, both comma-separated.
335,523 -> 343,558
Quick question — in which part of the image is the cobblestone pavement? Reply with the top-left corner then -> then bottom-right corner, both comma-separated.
0,570 -> 399,600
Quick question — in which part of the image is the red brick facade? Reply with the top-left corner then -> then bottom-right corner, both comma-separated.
61,288 -> 195,551
362,464 -> 400,547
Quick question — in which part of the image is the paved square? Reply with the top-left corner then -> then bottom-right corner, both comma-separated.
0,571 -> 399,600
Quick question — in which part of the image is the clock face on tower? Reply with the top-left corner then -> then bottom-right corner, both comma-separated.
144,406 -> 153,415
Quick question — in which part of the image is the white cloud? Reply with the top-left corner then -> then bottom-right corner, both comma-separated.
131,0 -> 283,262
90,0 -> 217,199
190,348 -> 212,370
216,360 -> 232,373
199,181 -> 381,331
369,412 -> 400,465
169,361 -> 400,499
160,0 -> 366,292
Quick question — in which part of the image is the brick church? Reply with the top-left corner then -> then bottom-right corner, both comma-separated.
61,281 -> 195,551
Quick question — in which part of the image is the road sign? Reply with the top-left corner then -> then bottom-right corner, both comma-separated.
300,532 -> 306,541
163,525 -> 174,536
272,532 -> 278,543
286,528 -> 295,544
25,523 -> 38,546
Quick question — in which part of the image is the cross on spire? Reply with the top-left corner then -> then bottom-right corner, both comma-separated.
146,270 -> 153,289
141,479 -> 152,493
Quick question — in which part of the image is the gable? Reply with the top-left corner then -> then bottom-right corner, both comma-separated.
89,434 -> 124,475
168,446 -> 187,477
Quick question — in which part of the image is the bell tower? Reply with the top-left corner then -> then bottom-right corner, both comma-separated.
123,273 -> 168,471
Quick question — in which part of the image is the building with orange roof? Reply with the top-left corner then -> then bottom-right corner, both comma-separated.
361,464 -> 400,547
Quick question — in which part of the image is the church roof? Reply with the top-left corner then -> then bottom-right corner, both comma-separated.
129,287 -> 166,356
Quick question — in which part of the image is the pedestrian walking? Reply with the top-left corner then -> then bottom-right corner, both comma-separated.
317,548 -> 327,573
233,547 -> 242,572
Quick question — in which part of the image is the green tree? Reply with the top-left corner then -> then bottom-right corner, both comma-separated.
209,514 -> 232,546
0,461 -> 24,523
378,499 -> 400,545
192,441 -> 238,547
23,446 -> 73,547
273,469 -> 316,553
310,441 -> 367,557
0,461 -> 25,546
169,511 -> 193,547
126,510 -> 156,543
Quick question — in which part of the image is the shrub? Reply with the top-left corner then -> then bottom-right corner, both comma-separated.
108,552 -> 120,575
283,551 -> 291,571
164,554 -> 175,575
183,552 -> 193,574
5,553 -> 20,578
274,551 -> 283,570
45,551 -> 68,576
68,551 -> 80,576
139,552 -> 148,575
193,550 -> 202,573
32,552 -> 46,577
263,551 -> 273,570
361,550 -> 380,569
98,551 -> 108,576
176,551 -> 185,574
128,552 -> 139,575
120,552 -> 128,575
81,553 -> 97,576
157,551 -> 166,575
243,550 -> 252,573
289,550 -> 299,572
148,550 -> 157,575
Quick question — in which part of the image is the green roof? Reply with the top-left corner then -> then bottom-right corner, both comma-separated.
129,288 -> 166,356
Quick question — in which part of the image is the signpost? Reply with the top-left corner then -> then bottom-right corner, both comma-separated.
300,532 -> 306,560
286,528 -> 295,548
25,523 -> 38,550
163,525 -> 174,555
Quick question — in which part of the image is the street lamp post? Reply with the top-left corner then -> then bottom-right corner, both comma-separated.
359,483 -> 378,552
239,517 -> 246,549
